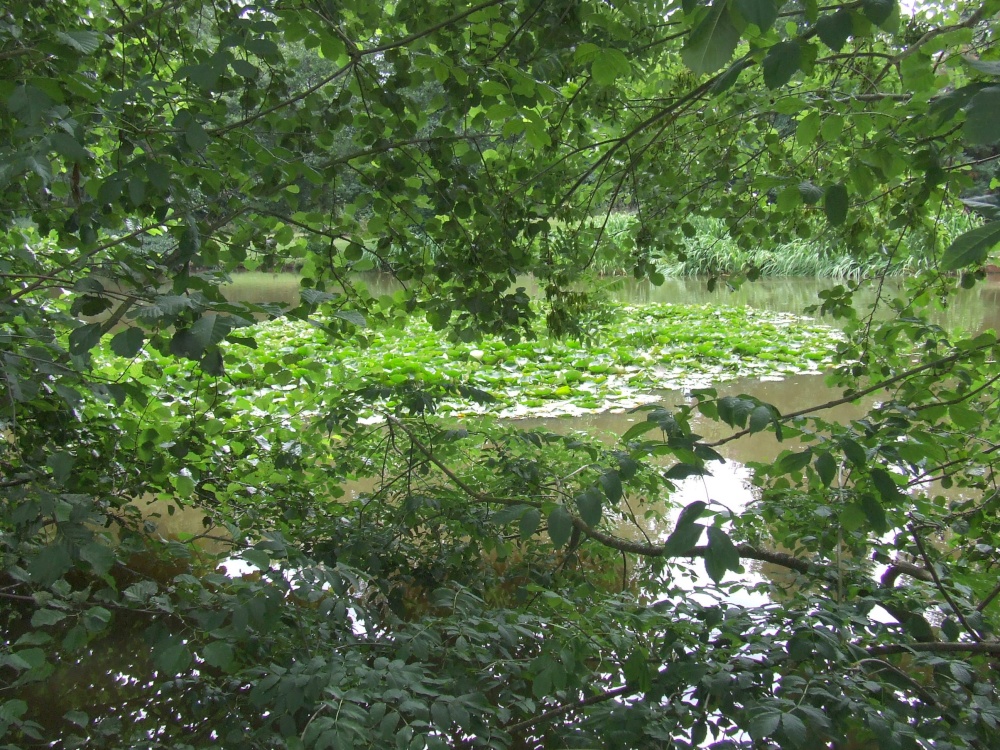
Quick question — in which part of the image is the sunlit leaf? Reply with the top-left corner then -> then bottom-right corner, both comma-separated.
682,3 -> 740,76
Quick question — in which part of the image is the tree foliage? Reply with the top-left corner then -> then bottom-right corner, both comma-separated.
4,0 -> 1000,748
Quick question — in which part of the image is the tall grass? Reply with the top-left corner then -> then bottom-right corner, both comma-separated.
585,210 -> 982,278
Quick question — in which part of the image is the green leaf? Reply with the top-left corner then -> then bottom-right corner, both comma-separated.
57,31 -> 102,54
69,322 -> 103,356
704,526 -> 740,583
110,327 -> 145,358
28,543 -> 72,585
798,181 -> 823,205
782,712 -> 808,747
777,449 -> 812,473
964,56 -> 1000,77
174,474 -> 196,497
591,48 -> 631,86
748,709 -> 782,740
964,86 -> 1000,145
31,609 -> 67,627
859,493 -> 888,534
870,467 -> 903,504
941,221 -> 1000,271
734,0 -> 777,30
47,451 -> 74,485
79,542 -> 115,576
710,59 -> 750,94
816,10 -> 853,51
202,641 -> 234,671
814,452 -> 837,487
862,0 -> 896,26
662,521 -> 704,556
49,132 -> 90,162
763,41 -> 802,89
519,507 -> 541,540
185,120 -> 210,151
675,500 -> 708,529
748,404 -> 773,433
547,506 -> 573,547
154,642 -> 193,674
824,183 -> 848,226
599,470 -> 623,503
839,438 -> 867,467
334,310 -> 367,327
682,3 -> 740,76
575,487 -> 603,526
63,710 -> 89,728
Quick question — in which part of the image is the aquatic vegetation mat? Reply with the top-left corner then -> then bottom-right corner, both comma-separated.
102,303 -> 838,421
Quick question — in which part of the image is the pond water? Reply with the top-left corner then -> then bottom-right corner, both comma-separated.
160,272 -> 987,553
193,273 -> 995,538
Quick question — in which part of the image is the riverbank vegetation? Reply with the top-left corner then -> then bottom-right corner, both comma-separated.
5,1 -> 1000,749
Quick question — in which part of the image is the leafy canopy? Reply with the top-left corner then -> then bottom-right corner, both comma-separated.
4,0 -> 1000,748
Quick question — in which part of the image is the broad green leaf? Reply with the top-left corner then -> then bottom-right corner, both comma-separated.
704,526 -> 740,583
31,609 -> 67,627
82,606 -> 111,632
839,437 -> 867,466
870,468 -> 903,504
824,184 -> 848,226
763,41 -> 802,89
748,404 -> 773,433
69,322 -> 103,356
839,503 -> 867,532
110,327 -> 145,358
821,114 -> 845,142
782,713 -> 808,747
710,59 -> 749,94
575,487 -> 603,526
202,641 -> 234,671
796,111 -> 820,146
592,49 -> 631,86
950,404 -> 982,430
154,643 -> 193,675
185,120 -> 209,151
47,451 -> 74,485
519,507 -> 541,540
599,470 -> 623,503
859,493 -> 888,534
816,10 -> 852,51
334,310 -> 367,327
799,180 -> 823,206
49,132 -> 90,162
28,543 -> 72,585
814,452 -> 837,487
64,710 -> 89,728
862,0 -> 896,26
57,31 -> 102,54
941,221 -> 1000,271
547,506 -> 573,547
964,56 -> 1000,77
777,449 -> 812,473
79,542 -> 115,576
675,500 -> 708,529
748,709 -> 782,740
734,0 -> 777,30
682,3 -> 740,76
964,86 -> 1000,145
662,521 -> 704,556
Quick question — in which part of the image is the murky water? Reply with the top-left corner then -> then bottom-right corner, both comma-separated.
177,272 -> 994,545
